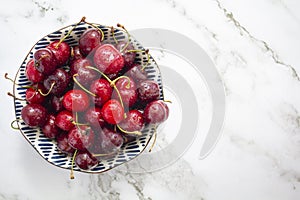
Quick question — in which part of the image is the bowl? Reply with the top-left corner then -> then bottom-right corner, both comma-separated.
12,19 -> 165,174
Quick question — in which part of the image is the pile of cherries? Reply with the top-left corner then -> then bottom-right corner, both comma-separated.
17,20 -> 169,174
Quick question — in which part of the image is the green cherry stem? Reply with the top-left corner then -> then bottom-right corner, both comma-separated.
86,66 -> 126,113
126,49 -> 150,70
55,16 -> 86,48
84,21 -> 105,42
148,125 -> 157,152
110,76 -> 131,89
117,23 -> 131,53
73,74 -> 96,97
70,149 -> 78,180
38,82 -> 55,96
117,124 -> 142,136
10,119 -> 21,130
4,73 -> 31,89
7,92 -> 26,101
111,26 -> 119,44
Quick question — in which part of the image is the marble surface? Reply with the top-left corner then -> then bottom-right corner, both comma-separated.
1,0 -> 300,199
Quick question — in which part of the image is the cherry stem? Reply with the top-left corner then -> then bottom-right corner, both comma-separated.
148,126 -> 157,152
126,49 -> 150,70
84,21 -> 105,42
7,92 -> 26,101
55,17 -> 85,48
71,120 -> 89,126
70,149 -> 78,179
110,76 -> 131,89
117,23 -> 131,53
111,26 -> 118,44
164,100 -> 172,104
38,82 -> 55,96
73,74 -> 96,97
4,73 -> 31,89
92,151 -> 118,157
117,124 -> 142,136
10,119 -> 21,130
86,66 -> 126,112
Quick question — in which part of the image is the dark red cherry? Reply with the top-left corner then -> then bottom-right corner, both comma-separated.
62,89 -> 90,112
144,100 -> 169,124
21,104 -> 47,127
70,58 -> 92,76
126,63 -> 148,83
70,58 -> 97,86
42,114 -> 60,139
101,99 -> 124,124
25,59 -> 44,83
55,110 -> 74,131
93,44 -> 124,75
49,95 -> 64,113
56,133 -> 75,155
118,110 -> 144,132
84,107 -> 105,129
43,68 -> 70,96
34,48 -> 57,75
93,128 -> 123,155
137,80 -> 159,103
75,150 -> 98,170
67,125 -> 95,150
112,77 -> 137,108
90,78 -> 112,107
115,41 -> 136,67
70,46 -> 83,61
25,84 -> 46,104
79,28 -> 102,56
47,41 -> 70,66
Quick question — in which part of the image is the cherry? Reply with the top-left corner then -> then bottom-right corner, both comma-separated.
112,76 -> 137,108
115,41 -> 136,67
79,28 -> 102,56
25,84 -> 46,104
42,114 -> 60,139
84,107 -> 105,129
101,99 -> 124,124
137,80 -> 159,103
56,133 -> 75,155
93,44 -> 124,75
43,68 -> 70,96
62,89 -> 90,112
47,41 -> 70,66
25,59 -> 44,83
21,104 -> 47,127
126,63 -> 148,83
123,134 -> 136,144
75,150 -> 98,170
144,100 -> 169,124
34,48 -> 57,75
49,95 -> 64,113
55,110 -> 74,131
118,110 -> 144,132
67,125 -> 95,150
70,58 -> 97,86
89,78 -> 112,107
70,46 -> 83,61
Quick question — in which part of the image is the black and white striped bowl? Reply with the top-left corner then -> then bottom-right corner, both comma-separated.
13,20 -> 164,174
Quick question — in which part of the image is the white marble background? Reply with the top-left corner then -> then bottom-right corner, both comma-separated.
1,0 -> 300,199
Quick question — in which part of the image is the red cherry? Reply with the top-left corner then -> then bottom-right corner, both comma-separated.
112,77 -> 137,108
34,48 -> 57,75
93,44 -> 124,75
137,80 -> 160,103
25,59 -> 44,83
21,104 -> 47,127
25,84 -> 46,104
62,89 -> 90,112
75,150 -> 98,170
90,78 -> 112,107
118,110 -> 144,132
70,46 -> 83,61
56,133 -> 75,155
84,107 -> 105,129
42,114 -> 61,139
101,99 -> 124,124
67,125 -> 95,150
144,100 -> 169,124
47,41 -> 71,66
79,28 -> 102,56
55,110 -> 74,131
